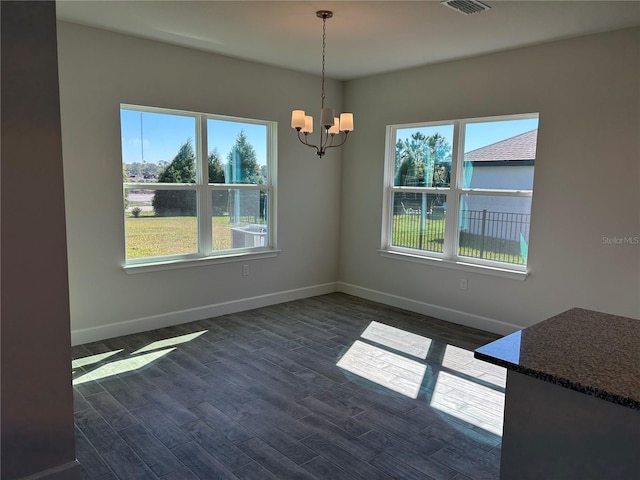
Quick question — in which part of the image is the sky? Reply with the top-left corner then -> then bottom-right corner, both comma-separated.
396,116 -> 539,154
120,109 -> 268,166
121,108 -> 538,166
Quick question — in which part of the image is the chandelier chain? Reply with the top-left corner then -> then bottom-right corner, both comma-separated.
321,16 -> 326,109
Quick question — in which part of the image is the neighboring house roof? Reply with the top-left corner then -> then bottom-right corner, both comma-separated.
465,129 -> 537,165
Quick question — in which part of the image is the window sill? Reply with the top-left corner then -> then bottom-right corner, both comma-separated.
124,249 -> 281,274
379,249 -> 528,281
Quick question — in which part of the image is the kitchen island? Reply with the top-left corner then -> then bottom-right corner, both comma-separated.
475,308 -> 640,480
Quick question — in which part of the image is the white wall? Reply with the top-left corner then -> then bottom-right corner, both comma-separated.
57,22 -> 344,344
339,28 -> 640,333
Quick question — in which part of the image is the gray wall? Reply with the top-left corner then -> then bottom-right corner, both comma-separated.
58,21 -> 639,342
57,22 -> 344,344
1,2 -> 79,479
340,27 -> 640,332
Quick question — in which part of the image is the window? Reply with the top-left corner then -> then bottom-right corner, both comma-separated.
121,105 -> 276,267
382,114 -> 538,273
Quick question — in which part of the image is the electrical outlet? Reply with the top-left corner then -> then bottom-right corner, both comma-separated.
460,278 -> 468,290
242,264 -> 249,276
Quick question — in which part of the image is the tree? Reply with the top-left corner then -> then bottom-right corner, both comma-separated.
208,148 -> 224,182
209,148 -> 228,216
124,161 -> 164,181
395,132 -> 451,187
226,131 -> 263,184
152,140 -> 196,216
225,131 -> 264,222
394,132 -> 430,186
394,132 -> 452,213
426,133 -> 451,187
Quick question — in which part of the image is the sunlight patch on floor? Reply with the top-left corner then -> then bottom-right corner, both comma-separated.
431,370 -> 505,436
442,344 -> 506,388
361,321 -> 432,359
132,330 -> 207,354
337,340 -> 426,398
73,347 -> 175,385
72,349 -> 123,369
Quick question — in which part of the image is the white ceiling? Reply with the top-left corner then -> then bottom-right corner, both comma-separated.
56,1 -> 640,80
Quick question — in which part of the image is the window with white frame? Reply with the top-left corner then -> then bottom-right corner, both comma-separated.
382,114 -> 538,272
121,105 -> 276,266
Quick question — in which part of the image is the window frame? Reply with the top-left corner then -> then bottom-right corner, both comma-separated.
121,104 -> 278,271
381,113 -> 537,275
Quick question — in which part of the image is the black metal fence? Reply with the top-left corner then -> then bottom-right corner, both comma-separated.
459,209 -> 530,263
392,207 -> 445,253
392,209 -> 530,264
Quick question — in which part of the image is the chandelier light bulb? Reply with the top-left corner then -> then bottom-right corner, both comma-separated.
303,115 -> 313,134
291,110 -> 306,129
339,113 -> 354,132
328,117 -> 340,135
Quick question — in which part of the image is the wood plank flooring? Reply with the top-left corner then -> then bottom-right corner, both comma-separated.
72,293 -> 505,480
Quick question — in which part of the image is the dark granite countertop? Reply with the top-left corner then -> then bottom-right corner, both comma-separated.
474,308 -> 640,410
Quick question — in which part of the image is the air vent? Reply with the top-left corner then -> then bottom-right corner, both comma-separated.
442,0 -> 491,15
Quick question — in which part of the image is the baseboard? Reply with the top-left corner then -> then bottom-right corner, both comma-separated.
18,460 -> 80,480
337,282 -> 520,336
71,280 -> 519,345
71,282 -> 338,345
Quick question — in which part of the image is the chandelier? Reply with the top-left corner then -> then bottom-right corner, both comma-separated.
291,10 -> 354,158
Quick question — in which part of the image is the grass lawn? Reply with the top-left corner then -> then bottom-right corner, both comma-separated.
125,215 -> 237,259
392,214 -> 445,253
126,212 -> 523,265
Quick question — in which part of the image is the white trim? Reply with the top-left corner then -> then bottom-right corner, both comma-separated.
337,281 -> 521,336
461,188 -> 533,196
446,119 -> 461,257
379,249 -> 527,280
124,249 -> 280,274
380,125 -> 395,250
71,279 -> 521,346
382,113 -> 538,270
266,121 -> 278,249
71,282 -> 337,345
197,115 -> 212,253
386,112 -> 539,131
17,461 -> 80,480
121,104 -> 276,266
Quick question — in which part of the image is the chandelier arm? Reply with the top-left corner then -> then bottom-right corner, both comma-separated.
297,130 -> 321,155
325,132 -> 334,148
323,131 -> 350,150
320,127 -> 333,149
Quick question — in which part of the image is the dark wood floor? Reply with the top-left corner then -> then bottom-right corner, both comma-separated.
72,293 -> 505,480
